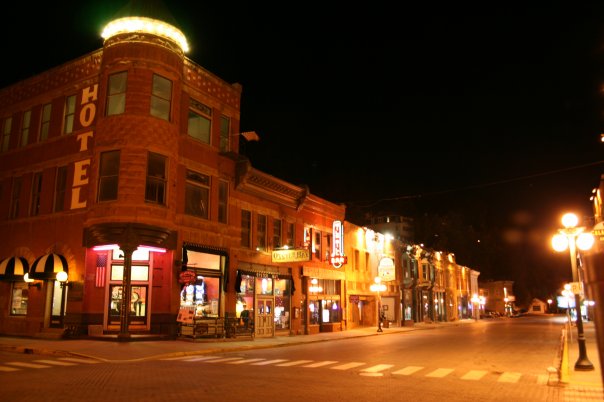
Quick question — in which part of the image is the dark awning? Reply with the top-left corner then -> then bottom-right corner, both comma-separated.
0,257 -> 29,281
30,253 -> 68,280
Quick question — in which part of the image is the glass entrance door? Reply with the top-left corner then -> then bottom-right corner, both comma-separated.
108,285 -> 148,325
255,296 -> 274,337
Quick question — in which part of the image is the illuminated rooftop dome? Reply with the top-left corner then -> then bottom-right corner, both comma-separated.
101,0 -> 189,53
101,16 -> 189,53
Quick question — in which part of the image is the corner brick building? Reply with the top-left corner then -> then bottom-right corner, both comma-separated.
0,7 -> 345,339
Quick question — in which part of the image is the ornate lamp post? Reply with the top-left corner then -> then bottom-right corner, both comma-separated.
552,212 -> 595,371
370,276 -> 386,333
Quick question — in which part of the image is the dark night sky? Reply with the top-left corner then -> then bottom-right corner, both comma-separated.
3,1 -> 604,301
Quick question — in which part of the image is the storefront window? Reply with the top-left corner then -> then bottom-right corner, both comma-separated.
309,299 -> 320,325
10,282 -> 28,315
256,277 -> 273,295
274,278 -> 291,330
109,285 -> 148,324
179,274 -> 220,318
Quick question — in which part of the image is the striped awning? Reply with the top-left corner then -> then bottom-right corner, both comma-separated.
30,253 -> 68,280
0,257 -> 29,281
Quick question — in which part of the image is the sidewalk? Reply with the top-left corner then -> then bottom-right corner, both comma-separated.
558,320 -> 603,399
0,317 -> 602,393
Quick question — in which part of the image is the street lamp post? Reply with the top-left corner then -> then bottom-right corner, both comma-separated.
370,276 -> 386,333
552,212 -> 595,371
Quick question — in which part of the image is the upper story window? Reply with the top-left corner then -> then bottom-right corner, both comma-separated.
257,214 -> 267,251
313,229 -> 322,260
150,74 -> 172,121
422,263 -> 430,281
30,172 -> 43,216
273,218 -> 282,249
21,110 -> 31,147
219,115 -> 230,152
185,170 -> 210,219
63,95 -> 76,134
145,152 -> 167,205
106,71 -> 127,116
98,150 -> 120,202
285,222 -> 295,248
241,209 -> 252,248
188,99 -> 211,144
1,116 -> 12,152
10,177 -> 22,219
39,103 -> 52,141
218,180 -> 228,224
54,166 -> 68,212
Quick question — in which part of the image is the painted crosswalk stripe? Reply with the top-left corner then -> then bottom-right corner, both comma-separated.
251,359 -> 288,365
361,364 -> 394,373
204,357 -> 243,363
331,362 -> 366,370
35,359 -> 77,366
426,368 -> 454,378
178,356 -> 222,362
6,362 -> 50,369
393,366 -> 424,376
461,370 -> 488,380
57,357 -> 99,364
303,361 -> 338,368
228,358 -> 266,365
0,366 -> 21,372
276,360 -> 313,367
498,372 -> 522,383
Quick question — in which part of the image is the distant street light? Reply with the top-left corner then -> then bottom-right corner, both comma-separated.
471,294 -> 480,321
552,212 -> 595,371
370,276 -> 386,333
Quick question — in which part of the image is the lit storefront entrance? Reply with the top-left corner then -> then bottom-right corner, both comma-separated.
235,263 -> 294,338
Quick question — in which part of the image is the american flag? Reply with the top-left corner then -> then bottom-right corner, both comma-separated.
95,253 -> 108,287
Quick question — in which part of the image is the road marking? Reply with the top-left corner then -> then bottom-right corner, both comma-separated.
35,359 -> 77,366
5,362 -> 50,369
426,368 -> 454,378
57,357 -> 99,364
0,366 -> 21,372
498,372 -> 522,383
204,357 -> 243,363
392,366 -> 424,375
461,370 -> 488,380
227,358 -> 266,365
361,364 -> 394,373
179,356 -> 222,362
276,360 -> 313,367
251,359 -> 288,365
303,361 -> 338,368
331,362 -> 366,370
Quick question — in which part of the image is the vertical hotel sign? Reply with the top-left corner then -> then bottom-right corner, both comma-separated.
71,84 -> 98,209
330,220 -> 347,268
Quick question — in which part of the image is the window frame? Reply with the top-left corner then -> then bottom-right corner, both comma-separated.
39,103 -> 51,141
150,74 -> 172,121
187,98 -> 212,144
21,110 -> 31,147
145,152 -> 167,205
241,209 -> 252,248
184,169 -> 210,219
98,150 -> 120,202
2,116 -> 12,152
106,71 -> 127,116
63,95 -> 76,134
257,214 -> 267,251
